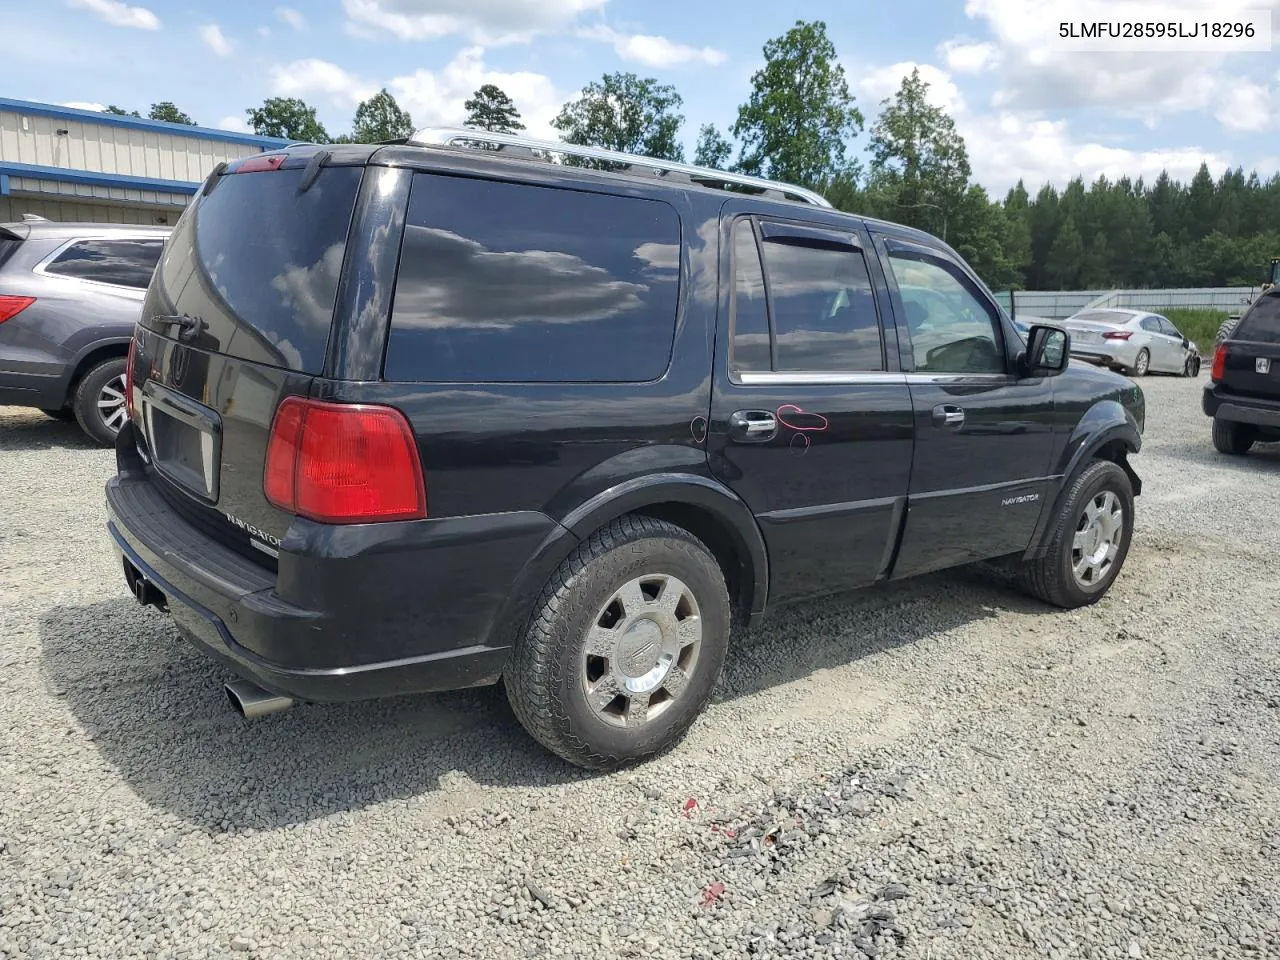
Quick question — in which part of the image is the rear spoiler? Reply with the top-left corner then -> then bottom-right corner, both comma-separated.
0,224 -> 31,241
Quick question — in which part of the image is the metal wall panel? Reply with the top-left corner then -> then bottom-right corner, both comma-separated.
0,108 -> 262,182
8,176 -> 189,208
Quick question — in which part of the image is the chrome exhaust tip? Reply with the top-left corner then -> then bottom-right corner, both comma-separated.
225,679 -> 295,719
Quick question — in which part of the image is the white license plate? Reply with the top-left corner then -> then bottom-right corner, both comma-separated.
1257,358 -> 1271,374
1075,331 -> 1101,343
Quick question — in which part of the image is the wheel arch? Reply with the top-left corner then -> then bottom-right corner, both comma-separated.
1024,400 -> 1142,561
59,339 -> 131,407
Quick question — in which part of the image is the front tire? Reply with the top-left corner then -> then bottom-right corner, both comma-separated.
1129,349 -> 1150,377
72,357 -> 128,446
1212,417 -> 1255,455
1184,356 -> 1200,378
505,516 -> 730,770
1018,460 -> 1134,609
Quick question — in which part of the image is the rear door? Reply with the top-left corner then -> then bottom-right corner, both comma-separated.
707,207 -> 914,604
1138,315 -> 1174,371
1220,291 -> 1280,399
876,235 -> 1057,578
130,157 -> 365,561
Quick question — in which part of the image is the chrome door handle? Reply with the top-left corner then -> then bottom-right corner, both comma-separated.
729,410 -> 778,441
932,404 -> 965,427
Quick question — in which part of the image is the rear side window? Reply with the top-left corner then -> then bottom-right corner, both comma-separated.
385,174 -> 681,383
148,166 -> 363,373
729,217 -> 884,375
44,238 -> 163,289
1235,291 -> 1280,344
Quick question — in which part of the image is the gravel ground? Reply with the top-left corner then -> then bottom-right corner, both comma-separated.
3,374 -> 1280,960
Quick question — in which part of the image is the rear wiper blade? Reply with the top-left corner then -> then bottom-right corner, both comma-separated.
152,313 -> 206,341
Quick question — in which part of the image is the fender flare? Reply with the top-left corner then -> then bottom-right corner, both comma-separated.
1024,401 -> 1142,561
483,473 -> 771,654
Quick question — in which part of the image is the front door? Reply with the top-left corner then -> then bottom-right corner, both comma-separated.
876,235 -> 1057,578
707,210 -> 914,604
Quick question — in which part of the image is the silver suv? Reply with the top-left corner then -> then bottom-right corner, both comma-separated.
0,218 -> 171,444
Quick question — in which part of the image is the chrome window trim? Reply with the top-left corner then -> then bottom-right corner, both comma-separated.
736,370 -> 1014,387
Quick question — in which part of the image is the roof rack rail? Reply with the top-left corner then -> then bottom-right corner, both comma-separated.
409,127 -> 833,208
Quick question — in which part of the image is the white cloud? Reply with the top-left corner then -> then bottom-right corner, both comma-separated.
389,47 -> 563,139
579,25 -> 726,68
958,111 -> 1229,193
67,0 -> 160,30
270,59 -> 379,109
63,101 -> 106,112
938,39 -> 998,74
855,61 -> 965,114
258,26 -> 271,38
343,0 -> 607,44
1214,81 -> 1274,132
217,115 -> 252,134
276,7 -> 306,30
200,23 -> 233,57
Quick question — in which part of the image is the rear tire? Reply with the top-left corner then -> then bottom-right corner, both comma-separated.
1018,460 -> 1134,609
72,358 -> 128,446
1212,418 -> 1255,456
505,515 -> 730,770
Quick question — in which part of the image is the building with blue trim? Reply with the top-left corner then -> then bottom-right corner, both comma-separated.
0,98 -> 290,225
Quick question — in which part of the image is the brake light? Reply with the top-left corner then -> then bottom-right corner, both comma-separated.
125,337 -> 137,421
0,295 -> 35,323
229,154 -> 286,174
1211,344 -> 1227,382
263,397 -> 426,523
1102,331 -> 1133,340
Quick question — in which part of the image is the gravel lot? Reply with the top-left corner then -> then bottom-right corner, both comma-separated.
3,374 -> 1280,960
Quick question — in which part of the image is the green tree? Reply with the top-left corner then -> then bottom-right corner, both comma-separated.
104,105 -> 141,118
553,72 -> 685,160
732,20 -> 862,187
693,124 -> 732,170
463,84 -> 525,133
1044,216 -> 1083,289
867,67 -> 970,241
246,97 -> 330,142
352,88 -> 413,143
148,102 -> 194,125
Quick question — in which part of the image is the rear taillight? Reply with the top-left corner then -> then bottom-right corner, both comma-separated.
124,337 -> 137,421
263,397 -> 426,524
1102,331 -> 1132,340
0,295 -> 35,323
1211,344 -> 1227,382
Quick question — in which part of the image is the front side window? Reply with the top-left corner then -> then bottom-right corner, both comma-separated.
385,174 -> 681,383
887,252 -> 1004,374
45,239 -> 164,290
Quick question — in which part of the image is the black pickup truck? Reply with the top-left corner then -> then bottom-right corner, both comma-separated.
104,132 -> 1145,769
1205,289 -> 1280,454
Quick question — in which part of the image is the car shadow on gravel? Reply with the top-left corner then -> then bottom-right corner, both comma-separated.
0,408 -> 98,451
39,569 -> 1051,830
1151,436 -> 1280,472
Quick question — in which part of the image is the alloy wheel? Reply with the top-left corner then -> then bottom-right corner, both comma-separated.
1072,490 -> 1123,588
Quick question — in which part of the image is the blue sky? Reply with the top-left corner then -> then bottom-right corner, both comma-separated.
11,0 -> 1280,195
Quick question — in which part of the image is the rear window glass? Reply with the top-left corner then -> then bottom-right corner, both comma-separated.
1071,311 -> 1132,326
1235,292 -> 1280,344
146,166 -> 362,373
45,238 -> 163,289
385,174 -> 681,383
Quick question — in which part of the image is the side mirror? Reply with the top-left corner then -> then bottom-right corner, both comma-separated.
1021,324 -> 1070,378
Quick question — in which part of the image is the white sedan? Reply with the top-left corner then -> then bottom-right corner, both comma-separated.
1060,309 -> 1201,377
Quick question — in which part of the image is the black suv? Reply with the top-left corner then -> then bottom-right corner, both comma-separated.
1204,289 -> 1280,454
105,131 -> 1145,769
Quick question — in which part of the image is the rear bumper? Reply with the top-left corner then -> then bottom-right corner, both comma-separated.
104,428 -> 557,702
1070,345 -> 1134,369
1203,385 -> 1280,427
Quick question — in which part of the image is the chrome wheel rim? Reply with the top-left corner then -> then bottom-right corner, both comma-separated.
581,573 -> 702,727
97,374 -> 128,433
1072,490 -> 1123,588
1135,351 -> 1149,375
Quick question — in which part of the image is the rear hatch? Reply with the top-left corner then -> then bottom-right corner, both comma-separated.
1218,291 -> 1280,401
130,153 -> 364,564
